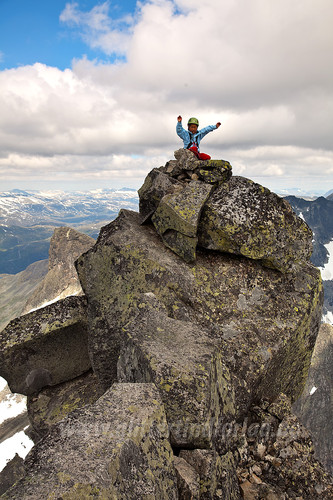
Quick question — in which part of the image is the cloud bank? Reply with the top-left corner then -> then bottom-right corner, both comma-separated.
1,0 -> 332,192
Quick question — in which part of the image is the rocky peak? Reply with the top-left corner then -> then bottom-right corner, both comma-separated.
139,149 -> 313,272
47,227 -> 95,270
22,226 -> 95,314
1,152 -> 331,498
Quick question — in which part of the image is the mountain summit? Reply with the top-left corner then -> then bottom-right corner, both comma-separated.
1,151 -> 331,498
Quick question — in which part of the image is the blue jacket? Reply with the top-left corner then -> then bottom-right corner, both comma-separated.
176,121 -> 217,151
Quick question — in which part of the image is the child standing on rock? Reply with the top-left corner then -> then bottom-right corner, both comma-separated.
176,116 -> 221,160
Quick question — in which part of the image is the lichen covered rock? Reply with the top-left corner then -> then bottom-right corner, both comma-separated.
27,370 -> 104,439
0,296 -> 90,395
198,176 -> 313,272
151,180 -> 213,262
76,210 -> 322,438
179,449 -> 241,499
197,159 -> 232,184
3,383 -> 178,499
164,149 -> 232,185
174,456 -> 200,499
2,152 -> 328,497
117,292 -> 233,448
138,168 -> 183,221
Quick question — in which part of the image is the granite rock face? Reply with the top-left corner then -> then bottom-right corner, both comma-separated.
0,295 -> 90,395
117,292 -> 224,448
151,181 -> 214,262
77,209 -> 322,412
138,168 -> 183,222
1,153 -> 331,498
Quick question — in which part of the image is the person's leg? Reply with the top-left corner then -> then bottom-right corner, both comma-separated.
197,152 -> 211,160
189,146 -> 211,160
189,145 -> 199,158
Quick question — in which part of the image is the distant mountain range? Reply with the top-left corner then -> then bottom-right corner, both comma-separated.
276,187 -> 332,199
285,195 -> 333,323
0,188 -> 138,227
0,189 -> 138,274
285,196 -> 333,267
285,195 -> 333,268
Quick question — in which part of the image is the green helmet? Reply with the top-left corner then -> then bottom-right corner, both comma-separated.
187,117 -> 199,127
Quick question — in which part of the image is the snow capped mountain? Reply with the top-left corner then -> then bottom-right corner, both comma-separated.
324,189 -> 333,198
0,188 -> 139,227
276,187 -> 327,200
0,188 -> 139,274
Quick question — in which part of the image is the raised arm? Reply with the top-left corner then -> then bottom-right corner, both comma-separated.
176,116 -> 188,142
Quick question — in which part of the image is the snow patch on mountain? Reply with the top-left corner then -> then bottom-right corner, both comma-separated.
0,391 -> 26,425
322,311 -> 333,325
0,376 -> 33,472
318,239 -> 333,280
0,430 -> 33,472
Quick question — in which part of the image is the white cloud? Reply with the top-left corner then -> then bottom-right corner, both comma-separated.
0,0 -> 333,192
60,1 -> 134,56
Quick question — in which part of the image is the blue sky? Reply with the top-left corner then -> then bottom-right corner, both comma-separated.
0,0 -> 137,69
0,0 -> 333,194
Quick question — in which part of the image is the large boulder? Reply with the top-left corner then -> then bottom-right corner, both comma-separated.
198,176 -> 313,273
138,168 -> 183,221
3,383 -> 178,499
0,295 -> 90,395
76,210 -> 322,447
